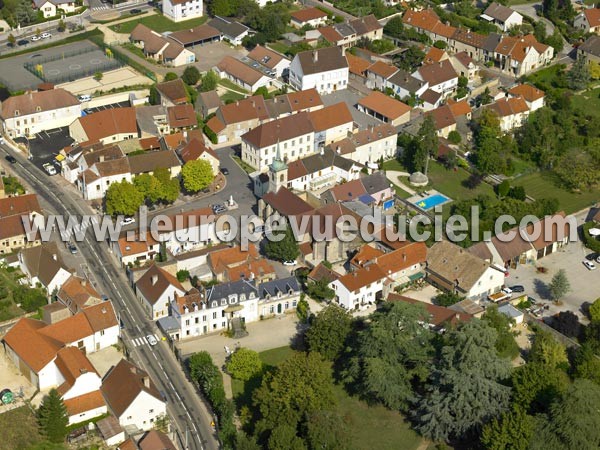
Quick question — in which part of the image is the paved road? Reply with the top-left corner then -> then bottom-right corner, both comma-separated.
0,142 -> 220,450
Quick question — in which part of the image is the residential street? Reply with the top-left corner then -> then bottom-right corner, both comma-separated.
0,142 -> 219,450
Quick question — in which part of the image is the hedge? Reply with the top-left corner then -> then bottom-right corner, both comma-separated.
583,222 -> 600,253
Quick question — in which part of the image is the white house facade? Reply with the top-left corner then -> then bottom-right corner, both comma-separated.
162,0 -> 203,22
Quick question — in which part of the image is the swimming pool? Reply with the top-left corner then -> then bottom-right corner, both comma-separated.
413,193 -> 451,210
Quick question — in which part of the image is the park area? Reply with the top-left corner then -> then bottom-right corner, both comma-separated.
231,346 -> 424,450
109,14 -> 208,34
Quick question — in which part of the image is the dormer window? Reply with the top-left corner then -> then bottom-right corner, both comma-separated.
221,299 -> 226,306
240,294 -> 245,301
14,110 -> 19,117
36,106 -> 42,112
211,301 -> 217,308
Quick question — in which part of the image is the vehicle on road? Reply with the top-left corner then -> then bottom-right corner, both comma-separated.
31,35 -> 41,41
283,260 -> 297,266
42,163 -> 57,175
40,32 -> 52,39
78,94 -> 92,102
586,252 -> 598,261
68,243 -> 78,254
212,203 -> 227,214
17,39 -> 29,46
147,335 -> 158,346
583,260 -> 597,270
221,167 -> 229,175
120,217 -> 135,226
0,136 -> 5,145
510,285 -> 525,293
130,8 -> 142,13
5,155 -> 16,164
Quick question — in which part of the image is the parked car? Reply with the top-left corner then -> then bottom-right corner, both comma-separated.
509,285 -> 525,293
147,335 -> 158,346
583,260 -> 597,271
283,260 -> 297,266
212,203 -> 227,214
221,167 -> 229,175
130,8 -> 142,13
502,287 -> 513,295
31,35 -> 41,41
17,39 -> 29,46
78,94 -> 92,102
40,32 -> 51,39
120,217 -> 135,226
5,155 -> 16,164
42,163 -> 57,175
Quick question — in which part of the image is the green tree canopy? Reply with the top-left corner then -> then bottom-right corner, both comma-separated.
182,159 -> 214,193
529,330 -> 568,369
482,304 -> 520,359
182,66 -> 201,85
480,408 -> 534,450
268,424 -> 306,450
305,278 -> 335,302
548,269 -> 570,302
38,389 -> 68,443
226,348 -> 263,381
567,56 -> 590,91
414,320 -> 512,441
511,362 -> 569,413
343,302 -> 434,411
105,180 -> 144,217
573,342 -> 600,385
164,72 -> 178,81
306,305 -> 352,361
589,298 -> 600,322
199,71 -> 219,92
305,410 -> 349,450
264,224 -> 300,262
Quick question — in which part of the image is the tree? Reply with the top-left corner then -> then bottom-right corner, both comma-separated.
482,304 -> 520,359
149,85 -> 160,105
182,159 -> 214,193
548,269 -> 570,302
57,19 -> 66,32
182,66 -> 201,85
414,320 -> 512,440
210,0 -> 232,16
529,330 -> 568,369
254,86 -> 270,99
199,71 -> 219,92
305,410 -> 349,450
344,302 -> 434,411
447,130 -> 461,144
433,40 -> 447,49
296,295 -> 309,323
38,389 -> 68,443
551,310 -> 581,339
305,278 -> 335,302
590,61 -> 600,80
235,432 -> 261,450
306,305 -> 352,361
105,180 -> 144,217
93,71 -> 103,81
35,28 -> 41,37
573,342 -> 600,385
432,291 -> 463,307
154,168 -> 180,204
133,172 -> 162,204
508,185 -> 526,201
176,269 -> 189,282
511,362 -> 569,413
7,34 -> 15,46
589,298 -> 600,322
481,408 -> 534,450
567,57 -> 590,91
253,351 -> 335,431
264,224 -> 300,262
164,72 -> 178,82
268,424 -> 306,450
531,379 -> 600,450
226,348 -> 263,381
13,285 -> 46,312
418,114 -> 438,174
497,180 -> 510,198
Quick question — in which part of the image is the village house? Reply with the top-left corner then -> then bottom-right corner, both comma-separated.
214,56 -> 272,92
317,15 -> 383,49
208,244 -> 275,283
309,102 -> 354,149
289,47 -> 349,94
413,60 -> 458,98
57,275 -> 102,315
18,242 -> 72,294
494,34 -> 553,77
578,35 -> 600,64
0,193 -> 44,255
208,16 -> 250,45
247,45 -> 291,78
1,88 -> 81,138
365,60 -> 399,91
357,91 -> 412,127
69,107 -> 139,145
129,24 -> 195,67
290,7 -> 329,29
263,88 -> 325,119
574,8 -> 600,34
330,265 -> 386,310
128,149 -> 182,178
197,91 -> 222,118
386,69 -> 430,102
328,123 -> 398,166
33,0 -> 77,18
258,276 -> 301,317
207,95 -> 270,144
135,264 -> 186,319
178,138 -> 220,173
508,84 -> 545,111
387,293 -> 472,331
162,0 -> 203,22
481,2 -> 523,31
113,234 -> 161,267
486,96 -> 530,132
449,52 -> 479,81
154,79 -> 189,107
101,359 -> 166,432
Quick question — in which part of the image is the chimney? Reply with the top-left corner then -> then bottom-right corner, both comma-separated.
151,274 -> 159,286
403,253 -> 407,262
79,368 -> 87,374
81,279 -> 87,286
142,376 -> 150,388
99,155 -> 104,163
313,51 -> 318,63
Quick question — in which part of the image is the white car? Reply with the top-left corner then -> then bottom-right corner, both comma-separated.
40,32 -> 52,39
583,260 -> 597,271
283,260 -> 297,266
31,35 -> 41,41
120,217 -> 135,226
146,335 -> 158,346
42,163 -> 57,175
501,287 -> 512,295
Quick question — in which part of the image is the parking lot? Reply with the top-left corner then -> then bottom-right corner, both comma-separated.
506,239 -> 600,319
190,41 -> 247,73
14,127 -> 74,173
322,90 -> 381,129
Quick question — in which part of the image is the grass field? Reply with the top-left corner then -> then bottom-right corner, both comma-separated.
232,346 -> 423,450
268,42 -> 290,55
571,85 -> 600,119
218,79 -> 249,94
109,14 -> 207,34
0,406 -> 49,450
512,171 -> 600,214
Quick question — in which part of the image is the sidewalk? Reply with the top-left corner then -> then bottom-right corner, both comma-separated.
385,170 -> 416,195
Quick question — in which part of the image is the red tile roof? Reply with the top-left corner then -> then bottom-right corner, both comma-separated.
308,102 -> 353,132
63,391 -> 105,416
337,264 -> 386,291
290,7 -> 328,23
358,91 -> 411,120
509,84 -> 545,102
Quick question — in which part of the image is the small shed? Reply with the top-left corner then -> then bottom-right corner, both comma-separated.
498,303 -> 524,325
96,415 -> 126,447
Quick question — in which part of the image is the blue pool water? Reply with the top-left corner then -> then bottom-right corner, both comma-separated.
413,194 -> 450,210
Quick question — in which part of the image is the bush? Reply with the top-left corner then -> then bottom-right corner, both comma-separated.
226,348 -> 262,381
583,222 -> 600,254
176,270 -> 190,282
497,180 -> 511,197
203,124 -> 218,144
508,185 -> 527,201
433,291 -> 463,307
448,130 -> 461,144
182,66 -> 200,85
433,40 -> 447,49
13,286 -> 47,312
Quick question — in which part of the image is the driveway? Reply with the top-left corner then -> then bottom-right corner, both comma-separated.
505,239 -> 600,319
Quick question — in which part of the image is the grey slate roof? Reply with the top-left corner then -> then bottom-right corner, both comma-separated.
206,279 -> 257,303
482,33 -> 503,52
361,171 -> 390,195
295,47 -> 348,75
258,276 -> 300,299
387,69 -> 426,93
208,16 -> 249,39
579,35 -> 600,58
483,2 -> 518,22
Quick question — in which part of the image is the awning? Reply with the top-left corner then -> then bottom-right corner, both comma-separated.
480,13 -> 494,21
408,272 -> 425,281
224,304 -> 243,313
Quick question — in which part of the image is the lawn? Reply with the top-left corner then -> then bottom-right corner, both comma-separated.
571,85 -> 600,119
268,42 -> 290,55
220,90 -> 246,104
512,171 -> 600,214
0,406 -> 48,450
232,346 -> 423,450
109,14 -> 208,34
218,79 -> 249,94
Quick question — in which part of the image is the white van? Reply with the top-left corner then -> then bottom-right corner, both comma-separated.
78,94 -> 92,102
